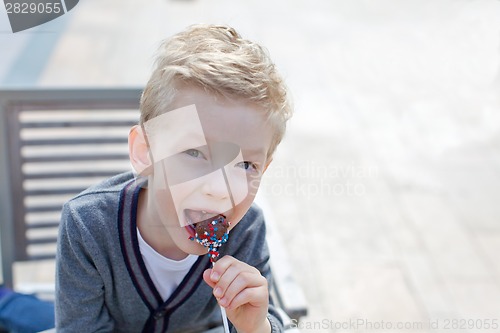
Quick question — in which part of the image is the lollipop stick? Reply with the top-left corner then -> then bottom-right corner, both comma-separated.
213,262 -> 230,333
190,215 -> 231,333
220,304 -> 230,333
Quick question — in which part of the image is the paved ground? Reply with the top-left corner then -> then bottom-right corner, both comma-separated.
2,0 -> 500,332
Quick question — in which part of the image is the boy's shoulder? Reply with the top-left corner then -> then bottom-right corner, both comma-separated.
70,171 -> 135,201
61,171 -> 136,223
77,172 -> 136,198
242,203 -> 264,224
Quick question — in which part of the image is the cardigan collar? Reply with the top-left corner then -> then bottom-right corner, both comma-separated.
117,177 -> 212,332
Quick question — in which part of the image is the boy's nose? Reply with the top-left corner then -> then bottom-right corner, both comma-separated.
201,170 -> 230,200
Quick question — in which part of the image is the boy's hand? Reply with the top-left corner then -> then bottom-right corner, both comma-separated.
203,256 -> 271,333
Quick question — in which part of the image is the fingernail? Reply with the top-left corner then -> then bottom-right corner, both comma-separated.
210,271 -> 219,282
214,287 -> 222,298
219,297 -> 227,306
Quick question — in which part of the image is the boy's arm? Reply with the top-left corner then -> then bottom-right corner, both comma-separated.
55,203 -> 114,332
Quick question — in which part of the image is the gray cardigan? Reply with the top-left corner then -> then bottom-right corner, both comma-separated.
55,172 -> 284,333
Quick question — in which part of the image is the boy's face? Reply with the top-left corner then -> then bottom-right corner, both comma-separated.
141,85 -> 274,256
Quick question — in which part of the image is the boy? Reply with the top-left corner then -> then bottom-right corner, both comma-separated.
56,24 -> 292,333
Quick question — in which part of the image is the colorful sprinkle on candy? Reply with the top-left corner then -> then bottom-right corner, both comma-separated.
189,215 -> 230,262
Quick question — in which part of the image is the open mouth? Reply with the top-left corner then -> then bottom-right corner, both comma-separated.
185,224 -> 196,238
184,209 -> 221,225
184,209 -> 226,238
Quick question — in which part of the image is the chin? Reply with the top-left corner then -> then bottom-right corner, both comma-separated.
179,241 -> 208,257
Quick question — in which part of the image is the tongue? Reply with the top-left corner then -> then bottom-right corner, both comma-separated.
185,210 -> 219,226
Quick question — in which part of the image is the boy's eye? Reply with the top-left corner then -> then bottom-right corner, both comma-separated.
184,149 -> 205,159
237,161 -> 259,173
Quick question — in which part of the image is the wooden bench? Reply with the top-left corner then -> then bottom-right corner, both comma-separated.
0,88 -> 307,325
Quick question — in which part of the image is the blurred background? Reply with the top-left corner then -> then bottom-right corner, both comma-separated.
1,0 -> 500,332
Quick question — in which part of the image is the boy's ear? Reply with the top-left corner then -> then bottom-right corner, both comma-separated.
128,125 -> 152,175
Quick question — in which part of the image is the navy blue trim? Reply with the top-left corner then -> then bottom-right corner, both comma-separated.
166,256 -> 210,313
128,187 -> 164,305
158,256 -> 211,331
118,179 -> 157,312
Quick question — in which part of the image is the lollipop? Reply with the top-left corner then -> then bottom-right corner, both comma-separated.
189,214 -> 231,332
189,214 -> 230,262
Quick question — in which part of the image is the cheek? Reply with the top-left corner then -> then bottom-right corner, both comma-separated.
230,173 -> 262,219
247,173 -> 262,198
153,188 -> 171,210
226,169 -> 263,205
153,188 -> 178,226
152,162 -> 198,210
152,170 -> 172,205
229,192 -> 256,228
150,170 -> 183,226
169,181 -> 196,209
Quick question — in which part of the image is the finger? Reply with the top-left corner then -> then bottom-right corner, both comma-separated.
225,285 -> 269,310
219,272 -> 267,308
213,263 -> 242,300
210,255 -> 237,282
212,256 -> 259,281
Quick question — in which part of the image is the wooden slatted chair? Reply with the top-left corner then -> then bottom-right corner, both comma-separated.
0,88 -> 142,289
0,88 -> 307,324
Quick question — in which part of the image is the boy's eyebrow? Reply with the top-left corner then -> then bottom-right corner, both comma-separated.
241,147 -> 267,157
204,139 -> 267,158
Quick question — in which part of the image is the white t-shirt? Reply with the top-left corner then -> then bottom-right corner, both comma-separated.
137,228 -> 198,301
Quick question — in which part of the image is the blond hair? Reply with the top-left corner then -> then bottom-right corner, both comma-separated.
140,24 -> 292,159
